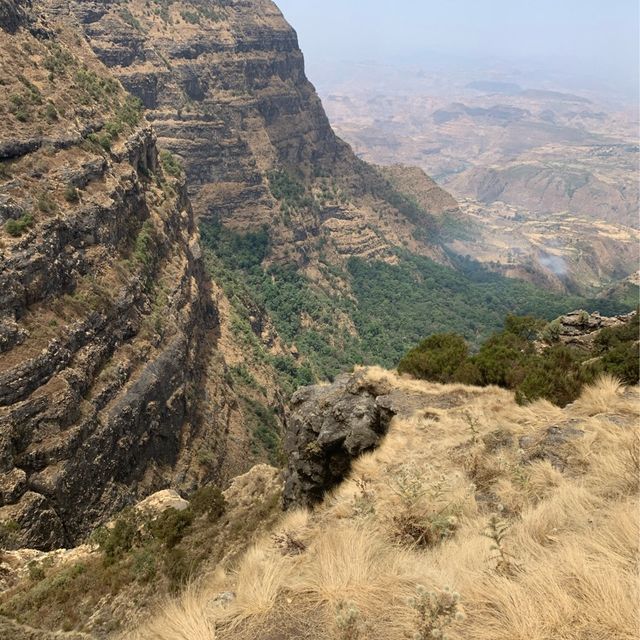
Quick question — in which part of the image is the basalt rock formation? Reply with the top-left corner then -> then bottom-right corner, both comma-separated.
60,0 -> 458,266
283,371 -> 397,508
0,4 -> 245,549
282,368 -> 482,508
549,309 -> 638,350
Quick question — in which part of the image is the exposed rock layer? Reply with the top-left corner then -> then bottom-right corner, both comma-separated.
0,7 -> 236,549
64,0 -> 459,266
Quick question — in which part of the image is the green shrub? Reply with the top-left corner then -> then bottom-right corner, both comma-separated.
180,9 -> 200,23
133,220 -> 157,268
75,68 -> 119,102
44,102 -> 58,122
149,508 -> 194,549
398,334 -> 469,383
115,95 -> 143,127
0,519 -> 20,547
9,93 -> 30,122
37,191 -> 56,214
119,8 -> 142,30
104,121 -> 123,139
5,213 -> 34,237
592,312 -> 640,384
190,485 -> 227,522
515,345 -> 588,406
28,562 -> 46,582
87,132 -> 112,152
163,548 -> 189,592
398,311 -> 639,407
160,149 -> 183,177
268,169 -> 306,206
64,185 -> 79,203
97,511 -> 138,560
43,44 -> 74,76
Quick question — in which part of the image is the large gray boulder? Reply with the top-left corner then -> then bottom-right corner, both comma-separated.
283,371 -> 397,509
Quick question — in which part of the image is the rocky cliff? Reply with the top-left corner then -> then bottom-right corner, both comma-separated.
282,368 -> 490,509
0,3 -> 249,550
57,0 -> 458,267
0,0 -> 464,551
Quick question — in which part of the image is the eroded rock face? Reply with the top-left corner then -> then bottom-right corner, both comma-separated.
283,371 -> 397,508
0,10 -> 233,550
551,310 -> 636,349
0,0 -> 29,33
62,0 -> 459,267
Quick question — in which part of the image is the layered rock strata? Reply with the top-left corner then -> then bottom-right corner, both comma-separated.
0,5 -> 235,549
62,0 -> 459,265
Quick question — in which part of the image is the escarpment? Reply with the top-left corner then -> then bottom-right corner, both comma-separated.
0,8 -> 243,549
59,0 -> 459,267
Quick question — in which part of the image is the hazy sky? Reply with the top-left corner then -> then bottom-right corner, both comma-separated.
276,0 -> 639,94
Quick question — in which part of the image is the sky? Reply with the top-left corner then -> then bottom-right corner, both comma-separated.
276,0 -> 640,95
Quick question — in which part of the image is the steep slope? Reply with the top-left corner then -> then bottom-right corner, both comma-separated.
0,2 -> 251,550
61,0 -> 456,265
135,369 -> 640,640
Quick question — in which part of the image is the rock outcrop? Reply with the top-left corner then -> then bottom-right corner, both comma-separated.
283,367 -> 503,508
283,371 -> 397,508
547,309 -> 637,349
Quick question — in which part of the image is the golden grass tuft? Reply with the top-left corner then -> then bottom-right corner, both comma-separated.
131,372 -> 640,640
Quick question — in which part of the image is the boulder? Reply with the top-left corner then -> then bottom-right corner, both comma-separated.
283,371 -> 396,509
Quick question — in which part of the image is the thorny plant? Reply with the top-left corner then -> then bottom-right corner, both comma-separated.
387,466 -> 460,548
408,585 -> 465,640
352,476 -> 376,517
462,410 -> 481,444
483,514 -> 521,577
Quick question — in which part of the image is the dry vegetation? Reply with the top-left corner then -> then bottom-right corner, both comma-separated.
131,369 -> 640,640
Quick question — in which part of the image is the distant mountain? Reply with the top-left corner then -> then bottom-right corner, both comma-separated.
466,80 -> 523,94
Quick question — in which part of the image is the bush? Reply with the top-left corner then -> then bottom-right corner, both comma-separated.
5,213 -> 34,237
592,313 -> 640,385
37,191 -> 56,214
398,334 -> 469,383
133,220 -> 157,268
44,102 -> 58,122
64,185 -> 79,203
180,9 -> 200,23
160,149 -> 183,177
97,511 -> 138,560
149,508 -> 194,549
190,485 -> 226,522
163,548 -> 190,592
398,312 -> 639,407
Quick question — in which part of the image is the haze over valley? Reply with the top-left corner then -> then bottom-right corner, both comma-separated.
0,1 -> 638,638
312,58 -> 639,294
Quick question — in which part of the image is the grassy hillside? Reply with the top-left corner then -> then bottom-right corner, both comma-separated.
133,370 -> 640,640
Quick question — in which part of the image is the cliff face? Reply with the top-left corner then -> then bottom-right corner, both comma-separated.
0,0 -> 459,551
61,0 -> 458,266
0,4 -> 241,549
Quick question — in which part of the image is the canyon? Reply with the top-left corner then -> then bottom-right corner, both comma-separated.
318,60 -> 640,293
0,2 -> 637,638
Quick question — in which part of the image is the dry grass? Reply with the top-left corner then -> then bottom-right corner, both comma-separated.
130,371 -> 640,640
